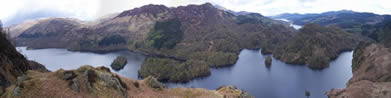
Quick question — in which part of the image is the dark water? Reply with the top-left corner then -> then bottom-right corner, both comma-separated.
17,47 -> 353,98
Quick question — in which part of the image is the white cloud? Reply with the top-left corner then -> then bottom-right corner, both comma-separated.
0,0 -> 390,26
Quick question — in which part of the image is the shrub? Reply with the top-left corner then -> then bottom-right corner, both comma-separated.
138,58 -> 210,82
147,18 -> 183,49
98,35 -> 126,46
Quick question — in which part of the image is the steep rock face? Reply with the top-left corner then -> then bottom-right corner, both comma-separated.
1,65 -> 253,98
328,42 -> 391,98
327,21 -> 391,98
0,31 -> 48,95
272,24 -> 361,69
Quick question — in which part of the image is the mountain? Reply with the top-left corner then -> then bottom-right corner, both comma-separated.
9,3 -> 295,82
273,10 -> 391,35
271,23 -> 361,69
213,4 -> 251,16
327,21 -> 391,98
272,10 -> 355,21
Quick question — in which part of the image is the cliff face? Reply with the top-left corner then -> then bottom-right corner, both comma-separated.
327,42 -> 391,98
272,24 -> 361,69
327,21 -> 391,98
0,31 -> 48,95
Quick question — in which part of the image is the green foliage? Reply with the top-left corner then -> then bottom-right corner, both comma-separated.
147,18 -> 183,49
307,55 -> 330,69
265,56 -> 272,67
273,24 -> 360,69
189,52 -> 238,67
235,13 -> 270,25
110,55 -> 128,70
139,58 -> 210,82
98,35 -> 126,46
213,39 -> 240,52
305,90 -> 311,98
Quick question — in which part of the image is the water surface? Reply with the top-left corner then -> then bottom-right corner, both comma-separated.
17,47 -> 352,98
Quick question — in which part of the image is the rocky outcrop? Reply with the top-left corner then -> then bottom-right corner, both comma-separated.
265,56 -> 272,68
272,24 -> 361,69
0,31 -> 48,95
1,65 -> 253,98
327,42 -> 391,98
110,55 -> 128,70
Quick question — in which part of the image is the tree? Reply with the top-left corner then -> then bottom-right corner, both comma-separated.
305,90 -> 311,98
147,18 -> 183,49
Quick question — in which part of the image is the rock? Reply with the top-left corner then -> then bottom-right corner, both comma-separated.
216,85 -> 254,98
327,43 -> 391,98
63,71 -> 77,80
144,76 -> 167,90
55,69 -> 80,92
1,65 -> 253,97
110,55 -> 127,70
265,56 -> 272,68
0,30 -> 49,96
69,78 -> 80,93
27,61 -> 49,72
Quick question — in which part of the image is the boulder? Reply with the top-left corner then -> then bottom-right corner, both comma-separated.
110,55 -> 128,70
144,76 -> 166,90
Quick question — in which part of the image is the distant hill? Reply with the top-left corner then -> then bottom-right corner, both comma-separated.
213,4 -> 251,16
272,10 -> 391,35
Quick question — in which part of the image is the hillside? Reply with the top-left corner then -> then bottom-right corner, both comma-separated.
271,23 -> 361,69
273,10 -> 391,35
0,30 -> 252,97
327,21 -> 391,98
9,3 -> 296,82
0,30 -> 48,95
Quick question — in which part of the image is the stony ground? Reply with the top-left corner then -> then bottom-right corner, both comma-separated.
327,43 -> 391,98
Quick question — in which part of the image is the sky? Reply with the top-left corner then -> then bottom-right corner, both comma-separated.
0,0 -> 390,26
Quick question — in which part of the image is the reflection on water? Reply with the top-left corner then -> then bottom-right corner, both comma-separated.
276,18 -> 303,29
167,49 -> 353,98
17,47 -> 145,79
18,47 -> 352,98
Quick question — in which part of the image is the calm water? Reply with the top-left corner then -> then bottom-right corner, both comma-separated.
17,47 -> 353,98
16,47 -> 145,78
276,18 -> 303,29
